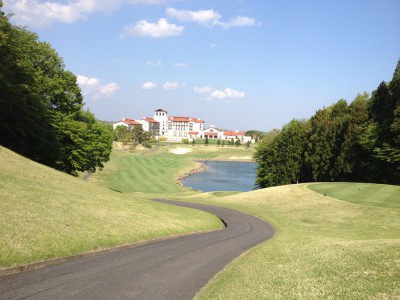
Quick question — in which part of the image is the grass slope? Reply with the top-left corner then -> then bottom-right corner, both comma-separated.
0,146 -> 221,269
309,182 -> 400,208
185,184 -> 400,299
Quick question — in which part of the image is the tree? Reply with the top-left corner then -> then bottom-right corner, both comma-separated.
204,135 -> 209,146
255,120 -> 309,187
0,7 -> 112,176
113,125 -> 130,144
367,60 -> 400,183
217,139 -> 221,146
245,130 -> 266,141
131,126 -> 152,149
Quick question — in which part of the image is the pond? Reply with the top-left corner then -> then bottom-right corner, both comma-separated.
182,161 -> 258,192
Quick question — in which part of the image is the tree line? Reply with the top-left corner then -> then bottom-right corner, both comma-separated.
0,3 -> 112,176
255,60 -> 400,188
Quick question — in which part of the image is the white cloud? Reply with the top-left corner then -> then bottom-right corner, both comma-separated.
98,82 -> 120,97
209,43 -> 217,48
4,0 -> 122,28
77,75 -> 100,87
193,86 -> 213,94
128,0 -> 177,4
142,81 -> 157,89
166,7 -> 259,29
215,16 -> 260,29
173,62 -> 188,68
3,0 -> 181,28
77,75 -> 119,99
146,60 -> 162,66
121,18 -> 183,38
166,7 -> 220,26
211,88 -> 245,99
163,81 -> 185,90
194,86 -> 245,102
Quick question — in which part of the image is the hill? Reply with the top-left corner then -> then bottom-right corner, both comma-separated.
187,183 -> 400,299
0,146 -> 220,269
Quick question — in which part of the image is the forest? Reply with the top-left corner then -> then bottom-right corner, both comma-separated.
255,60 -> 400,187
0,3 -> 112,176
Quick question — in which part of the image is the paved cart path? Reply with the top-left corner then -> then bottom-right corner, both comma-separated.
0,200 -> 274,300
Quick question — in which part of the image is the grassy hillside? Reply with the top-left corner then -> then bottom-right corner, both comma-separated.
0,146 -> 221,269
186,184 -> 400,299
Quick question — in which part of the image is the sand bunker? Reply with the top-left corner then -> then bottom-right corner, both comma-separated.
228,156 -> 252,160
169,147 -> 193,155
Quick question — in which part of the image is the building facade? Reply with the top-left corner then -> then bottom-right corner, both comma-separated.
113,109 -> 252,143
113,118 -> 142,131
166,116 -> 204,139
139,117 -> 160,136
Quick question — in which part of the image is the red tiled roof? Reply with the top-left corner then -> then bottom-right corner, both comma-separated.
189,131 -> 199,135
224,131 -> 245,136
143,117 -> 159,123
118,118 -> 141,125
168,116 -> 204,123
205,132 -> 218,136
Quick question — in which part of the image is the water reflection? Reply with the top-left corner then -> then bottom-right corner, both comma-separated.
182,161 -> 258,192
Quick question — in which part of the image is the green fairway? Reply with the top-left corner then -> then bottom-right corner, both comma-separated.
308,182 -> 400,208
88,144 -> 254,195
0,146 -> 221,269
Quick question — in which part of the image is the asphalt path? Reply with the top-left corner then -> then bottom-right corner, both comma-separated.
0,200 -> 274,300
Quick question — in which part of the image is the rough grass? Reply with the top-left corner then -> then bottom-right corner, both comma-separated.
186,184 -> 400,299
0,146 -> 221,269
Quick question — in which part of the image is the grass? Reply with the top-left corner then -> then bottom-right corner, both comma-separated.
3,142 -> 400,299
0,146 -> 221,268
178,184 -> 400,299
308,182 -> 400,208
88,144 -> 255,196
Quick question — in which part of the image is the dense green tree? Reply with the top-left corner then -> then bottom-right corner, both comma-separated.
255,60 -> 400,187
0,5 -> 112,176
52,110 -> 112,175
131,126 -> 152,149
368,60 -> 400,182
113,125 -> 130,143
0,8 -> 52,162
255,120 -> 309,187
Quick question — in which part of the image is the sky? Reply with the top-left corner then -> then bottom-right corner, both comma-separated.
3,0 -> 400,131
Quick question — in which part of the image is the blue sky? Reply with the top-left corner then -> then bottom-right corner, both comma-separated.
4,0 -> 400,131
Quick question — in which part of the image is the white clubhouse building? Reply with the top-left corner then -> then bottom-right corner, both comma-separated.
113,108 -> 252,143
